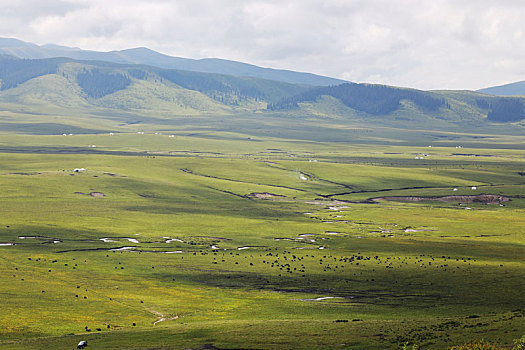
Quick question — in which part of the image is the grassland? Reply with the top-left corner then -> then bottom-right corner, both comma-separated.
0,129 -> 523,349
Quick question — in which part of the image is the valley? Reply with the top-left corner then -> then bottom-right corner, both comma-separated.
0,38 -> 524,349
0,130 -> 523,349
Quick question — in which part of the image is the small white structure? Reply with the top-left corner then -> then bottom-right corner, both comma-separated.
109,132 -> 114,136
169,135 -> 175,138
471,186 -> 477,190
453,188 -> 458,191
299,173 -> 308,181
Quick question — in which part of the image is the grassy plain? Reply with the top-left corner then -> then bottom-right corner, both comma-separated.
0,129 -> 523,349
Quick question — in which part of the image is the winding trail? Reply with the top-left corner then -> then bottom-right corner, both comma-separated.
151,310 -> 179,326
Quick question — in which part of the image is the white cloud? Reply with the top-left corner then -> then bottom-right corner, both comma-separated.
1,0 -> 524,89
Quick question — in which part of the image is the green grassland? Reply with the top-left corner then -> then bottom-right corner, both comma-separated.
0,129 -> 523,349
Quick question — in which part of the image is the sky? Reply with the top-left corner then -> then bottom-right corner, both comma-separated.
1,0 -> 524,90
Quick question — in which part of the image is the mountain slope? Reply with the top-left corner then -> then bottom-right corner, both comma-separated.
268,83 -> 525,126
1,54 -> 525,139
478,81 -> 525,96
0,37 -> 345,86
0,55 -> 309,107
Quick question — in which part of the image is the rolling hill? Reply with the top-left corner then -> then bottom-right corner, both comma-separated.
0,37 -> 346,86
0,54 -> 525,140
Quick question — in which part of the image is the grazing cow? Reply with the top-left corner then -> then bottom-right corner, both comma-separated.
77,340 -> 87,348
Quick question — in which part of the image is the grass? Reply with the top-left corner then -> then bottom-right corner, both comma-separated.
0,129 -> 523,349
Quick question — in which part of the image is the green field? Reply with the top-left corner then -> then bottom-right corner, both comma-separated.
0,129 -> 524,349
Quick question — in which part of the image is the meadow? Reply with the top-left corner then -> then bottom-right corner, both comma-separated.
0,130 -> 523,349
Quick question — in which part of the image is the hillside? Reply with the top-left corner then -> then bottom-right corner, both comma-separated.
1,55 -> 525,140
268,83 -> 525,126
0,55 -> 308,108
0,37 -> 346,86
478,80 -> 525,96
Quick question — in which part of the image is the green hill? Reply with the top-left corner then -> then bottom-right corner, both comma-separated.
0,37 -> 346,86
268,83 -> 525,126
0,55 -> 307,111
1,55 -> 525,139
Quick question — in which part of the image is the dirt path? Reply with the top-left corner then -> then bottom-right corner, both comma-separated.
151,310 -> 178,325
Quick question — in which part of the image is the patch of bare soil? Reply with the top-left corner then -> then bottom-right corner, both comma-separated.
373,194 -> 509,204
89,192 -> 105,198
151,310 -> 178,326
247,192 -> 286,199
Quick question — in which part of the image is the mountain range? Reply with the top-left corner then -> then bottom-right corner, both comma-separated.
0,37 -> 345,86
477,81 -> 525,97
0,37 -> 524,139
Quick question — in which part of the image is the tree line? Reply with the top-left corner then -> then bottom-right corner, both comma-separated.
0,56 -> 59,90
268,83 -> 447,115
76,69 -> 132,98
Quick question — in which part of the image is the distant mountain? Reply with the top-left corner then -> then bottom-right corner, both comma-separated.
269,83 -> 525,124
0,55 -> 309,111
0,54 -> 524,137
477,81 -> 525,96
0,37 -> 346,86
269,83 -> 448,115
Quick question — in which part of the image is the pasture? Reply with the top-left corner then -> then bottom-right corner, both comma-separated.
0,131 -> 523,349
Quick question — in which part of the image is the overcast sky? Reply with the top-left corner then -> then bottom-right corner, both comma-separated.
1,0 -> 524,90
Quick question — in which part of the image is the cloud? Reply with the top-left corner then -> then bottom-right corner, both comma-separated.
1,0 -> 524,89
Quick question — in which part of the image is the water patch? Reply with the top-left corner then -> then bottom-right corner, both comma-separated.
299,296 -> 344,302
328,206 -> 348,211
100,237 -> 139,243
109,246 -> 137,252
